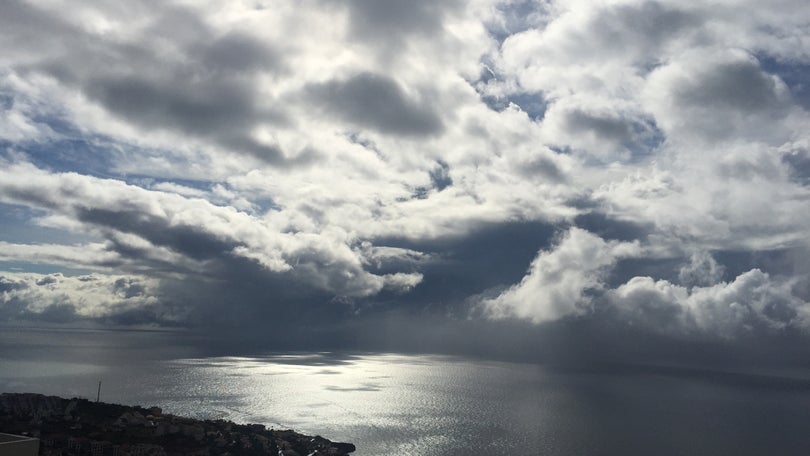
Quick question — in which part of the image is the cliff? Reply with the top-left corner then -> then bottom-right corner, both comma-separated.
0,393 -> 355,456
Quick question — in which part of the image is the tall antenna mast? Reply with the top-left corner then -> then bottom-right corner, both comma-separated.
97,380 -> 101,403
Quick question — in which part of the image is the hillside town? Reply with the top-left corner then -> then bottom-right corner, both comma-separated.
0,393 -> 355,456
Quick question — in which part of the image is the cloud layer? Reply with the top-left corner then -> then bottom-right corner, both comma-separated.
1,0 -> 810,363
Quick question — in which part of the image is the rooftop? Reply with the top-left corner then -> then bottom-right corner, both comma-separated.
0,434 -> 38,444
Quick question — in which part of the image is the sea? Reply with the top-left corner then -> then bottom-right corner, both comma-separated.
2,326 -> 810,455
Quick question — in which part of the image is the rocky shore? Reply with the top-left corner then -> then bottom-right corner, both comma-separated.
0,393 -> 355,456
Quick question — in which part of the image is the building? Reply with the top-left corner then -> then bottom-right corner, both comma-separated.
0,433 -> 39,456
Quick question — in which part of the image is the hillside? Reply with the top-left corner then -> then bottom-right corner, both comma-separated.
0,393 -> 355,456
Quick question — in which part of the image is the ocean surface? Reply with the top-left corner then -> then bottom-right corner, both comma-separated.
2,327 -> 810,455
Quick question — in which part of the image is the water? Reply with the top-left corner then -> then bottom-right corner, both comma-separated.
2,327 -> 810,455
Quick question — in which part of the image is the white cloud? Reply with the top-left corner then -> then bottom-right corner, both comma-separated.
609,269 -> 810,337
0,271 -> 173,323
678,251 -> 725,288
0,241 -> 117,270
481,228 -> 810,339
643,48 -> 796,145
482,228 -> 640,323
0,161 -> 427,299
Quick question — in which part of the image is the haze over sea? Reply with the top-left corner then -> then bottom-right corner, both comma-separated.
2,327 -> 810,456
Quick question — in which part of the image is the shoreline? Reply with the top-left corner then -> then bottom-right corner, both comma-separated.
0,392 -> 355,456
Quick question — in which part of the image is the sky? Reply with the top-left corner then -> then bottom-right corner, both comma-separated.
1,0 -> 810,365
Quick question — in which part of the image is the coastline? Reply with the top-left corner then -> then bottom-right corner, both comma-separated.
0,392 -> 355,456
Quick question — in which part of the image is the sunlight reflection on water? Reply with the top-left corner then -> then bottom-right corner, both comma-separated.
153,353 -> 552,455
4,333 -> 810,455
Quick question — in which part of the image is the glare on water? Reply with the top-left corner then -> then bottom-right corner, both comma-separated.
3,329 -> 810,455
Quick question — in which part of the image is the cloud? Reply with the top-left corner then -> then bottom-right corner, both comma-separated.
481,229 -> 810,342
496,1 -> 701,97
609,269 -> 810,338
303,72 -> 444,137
644,49 -> 796,143
1,0 -> 810,365
782,146 -> 810,185
678,251 -> 726,288
0,162 -> 422,301
0,241 -> 121,270
340,0 -> 458,41
0,0 -> 292,163
0,271 -> 175,325
482,228 -> 640,323
540,97 -> 662,162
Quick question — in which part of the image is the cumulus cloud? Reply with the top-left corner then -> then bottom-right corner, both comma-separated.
481,230 -> 810,341
540,97 -> 662,162
482,228 -> 640,323
678,251 -> 726,288
0,271 -> 175,324
643,49 -> 796,144
609,269 -> 810,338
0,161 -> 423,302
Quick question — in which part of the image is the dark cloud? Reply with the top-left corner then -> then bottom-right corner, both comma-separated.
516,156 -> 568,183
340,0 -> 458,42
172,259 -> 347,333
76,208 -> 239,261
102,237 -> 176,271
563,112 -> 625,143
86,76 -> 259,135
0,1 -> 293,164
538,99 -> 666,162
194,31 -> 281,74
0,276 -> 28,293
562,110 -> 661,156
594,2 -> 700,61
676,58 -> 785,112
102,306 -> 176,327
83,74 -> 286,162
29,303 -> 79,323
113,277 -> 146,298
305,72 -> 444,136
0,0 -> 76,50
369,220 -> 557,314
782,148 -> 810,185
574,212 -> 652,242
